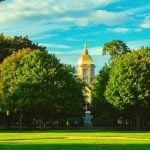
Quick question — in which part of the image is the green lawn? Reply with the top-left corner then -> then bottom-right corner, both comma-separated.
0,130 -> 150,150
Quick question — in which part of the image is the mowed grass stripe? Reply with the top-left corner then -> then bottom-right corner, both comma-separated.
0,130 -> 150,150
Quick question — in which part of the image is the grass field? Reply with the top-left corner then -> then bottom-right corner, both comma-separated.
0,130 -> 150,150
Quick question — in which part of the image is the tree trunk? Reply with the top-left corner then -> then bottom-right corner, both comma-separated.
135,109 -> 140,130
40,120 -> 42,130
6,114 -> 10,129
20,112 -> 23,130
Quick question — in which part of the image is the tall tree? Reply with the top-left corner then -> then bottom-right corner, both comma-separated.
103,40 -> 130,59
105,47 -> 150,129
91,65 -> 118,126
0,33 -> 45,62
0,49 -> 84,128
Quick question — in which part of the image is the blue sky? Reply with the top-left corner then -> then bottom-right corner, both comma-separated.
0,0 -> 149,73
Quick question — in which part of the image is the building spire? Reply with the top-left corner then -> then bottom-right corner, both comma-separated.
84,43 -> 88,54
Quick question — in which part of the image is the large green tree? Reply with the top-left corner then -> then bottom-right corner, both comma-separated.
91,65 -> 118,127
0,33 -> 45,62
105,47 -> 150,129
0,49 -> 84,128
103,40 -> 130,59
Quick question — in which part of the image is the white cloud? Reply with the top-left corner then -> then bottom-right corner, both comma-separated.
66,38 -> 83,42
48,44 -> 103,56
31,34 -> 58,41
134,28 -> 143,32
0,0 -> 120,24
0,0 -> 149,51
90,10 -> 128,25
122,4 -> 150,17
88,46 -> 103,55
66,37 -> 96,42
0,0 -> 130,36
108,27 -> 144,33
127,39 -> 150,50
40,43 -> 71,49
108,27 -> 131,33
140,19 -> 150,29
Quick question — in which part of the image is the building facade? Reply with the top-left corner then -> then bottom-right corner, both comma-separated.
77,43 -> 95,126
77,43 -> 95,85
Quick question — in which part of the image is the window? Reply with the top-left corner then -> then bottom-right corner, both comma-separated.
83,68 -> 88,83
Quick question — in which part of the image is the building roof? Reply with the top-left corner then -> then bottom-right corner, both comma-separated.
77,43 -> 94,65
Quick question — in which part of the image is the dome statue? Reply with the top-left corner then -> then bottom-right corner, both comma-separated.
77,43 -> 95,85
77,43 -> 94,66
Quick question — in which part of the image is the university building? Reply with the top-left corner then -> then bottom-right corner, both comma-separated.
77,43 -> 95,126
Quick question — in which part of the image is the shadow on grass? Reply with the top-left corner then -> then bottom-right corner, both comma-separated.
0,144 -> 150,150
1,129 -> 150,134
2,127 -> 150,132
0,136 -> 66,141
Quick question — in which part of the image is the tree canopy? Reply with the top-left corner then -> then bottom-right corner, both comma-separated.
91,65 -> 117,126
102,40 -> 130,59
105,47 -> 150,129
0,49 -> 84,128
0,33 -> 45,62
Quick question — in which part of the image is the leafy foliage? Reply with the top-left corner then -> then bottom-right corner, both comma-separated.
103,40 -> 130,59
105,47 -> 150,128
105,48 -> 150,108
0,49 -> 84,128
0,33 -> 45,62
91,65 -> 118,126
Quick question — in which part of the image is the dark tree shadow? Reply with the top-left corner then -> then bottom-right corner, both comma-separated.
0,144 -> 150,150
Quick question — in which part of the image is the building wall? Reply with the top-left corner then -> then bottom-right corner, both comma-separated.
77,64 -> 95,85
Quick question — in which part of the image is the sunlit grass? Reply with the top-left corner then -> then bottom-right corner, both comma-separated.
0,130 -> 150,150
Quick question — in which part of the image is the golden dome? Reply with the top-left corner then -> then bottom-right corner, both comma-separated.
77,43 -> 94,65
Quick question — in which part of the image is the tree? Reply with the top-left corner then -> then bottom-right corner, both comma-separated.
54,65 -> 84,120
91,65 -> 118,127
138,46 -> 150,51
0,33 -> 45,62
103,40 -> 130,59
105,47 -> 150,129
0,49 -> 84,128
